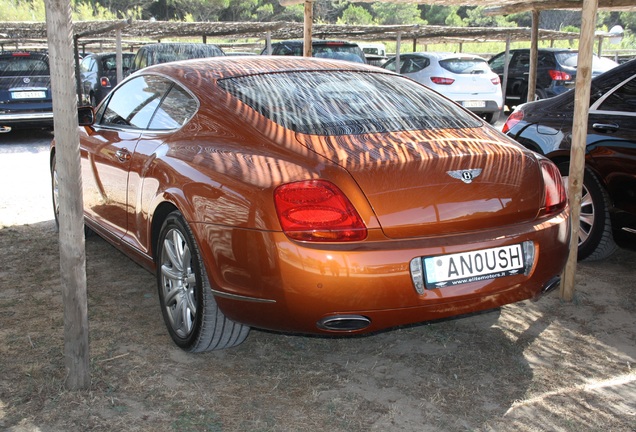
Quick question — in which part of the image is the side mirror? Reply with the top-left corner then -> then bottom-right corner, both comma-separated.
78,106 -> 95,126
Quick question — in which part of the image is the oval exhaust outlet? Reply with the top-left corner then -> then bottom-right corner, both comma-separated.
317,315 -> 371,332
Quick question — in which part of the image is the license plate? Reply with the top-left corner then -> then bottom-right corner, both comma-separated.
462,100 -> 486,108
423,244 -> 525,289
11,91 -> 46,99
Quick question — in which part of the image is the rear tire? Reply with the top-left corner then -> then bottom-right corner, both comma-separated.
156,211 -> 250,352
560,163 -> 617,261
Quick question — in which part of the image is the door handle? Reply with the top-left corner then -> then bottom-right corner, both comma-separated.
115,148 -> 131,162
592,123 -> 619,133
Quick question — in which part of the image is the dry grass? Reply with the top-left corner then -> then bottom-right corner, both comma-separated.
1,221 -> 635,431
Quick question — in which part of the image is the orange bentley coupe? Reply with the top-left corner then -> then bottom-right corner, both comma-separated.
50,57 -> 570,352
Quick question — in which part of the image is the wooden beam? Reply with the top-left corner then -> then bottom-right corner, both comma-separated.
44,0 -> 90,389
561,0 -> 599,301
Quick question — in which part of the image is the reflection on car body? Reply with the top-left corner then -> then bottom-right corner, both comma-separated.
51,57 -> 570,352
503,58 -> 636,261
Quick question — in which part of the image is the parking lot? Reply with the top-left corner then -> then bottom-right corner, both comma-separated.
1,129 -> 635,431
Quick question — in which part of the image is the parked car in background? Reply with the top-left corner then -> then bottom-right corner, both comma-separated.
488,48 -> 619,108
51,56 -> 570,352
0,51 -> 53,132
79,52 -> 135,106
359,42 -> 388,66
502,59 -> 636,261
129,42 -> 225,75
262,40 -> 366,63
381,52 -> 503,124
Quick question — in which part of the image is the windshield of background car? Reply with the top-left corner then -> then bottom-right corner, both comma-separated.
439,58 -> 490,74
219,71 -> 481,135
0,55 -> 49,76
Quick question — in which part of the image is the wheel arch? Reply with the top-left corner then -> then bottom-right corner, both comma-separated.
150,201 -> 179,260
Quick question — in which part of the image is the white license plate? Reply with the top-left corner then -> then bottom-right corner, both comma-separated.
423,244 -> 525,289
462,101 -> 486,108
11,91 -> 46,99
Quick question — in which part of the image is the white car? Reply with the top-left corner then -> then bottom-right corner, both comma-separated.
382,52 -> 504,124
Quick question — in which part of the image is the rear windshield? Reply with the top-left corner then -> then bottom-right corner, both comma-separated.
150,45 -> 224,64
219,71 -> 481,136
0,55 -> 49,76
439,58 -> 490,74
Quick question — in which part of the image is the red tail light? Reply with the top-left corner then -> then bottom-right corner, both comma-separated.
502,110 -> 524,134
548,70 -> 571,81
491,76 -> 501,85
539,159 -> 567,216
430,77 -> 455,85
274,180 -> 367,242
100,77 -> 112,87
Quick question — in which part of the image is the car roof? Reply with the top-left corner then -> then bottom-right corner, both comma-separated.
401,52 -> 487,60
141,56 -> 386,83
271,39 -> 360,46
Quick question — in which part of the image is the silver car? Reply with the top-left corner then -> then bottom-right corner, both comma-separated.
382,52 -> 504,125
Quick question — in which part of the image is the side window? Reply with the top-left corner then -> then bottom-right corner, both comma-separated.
407,57 -> 429,73
510,52 -> 530,69
100,75 -> 172,129
79,57 -> 90,73
488,54 -> 506,72
383,58 -> 397,72
598,76 -> 636,112
148,84 -> 198,130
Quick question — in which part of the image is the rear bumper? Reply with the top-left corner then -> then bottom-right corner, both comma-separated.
0,111 -> 54,128
195,209 -> 571,335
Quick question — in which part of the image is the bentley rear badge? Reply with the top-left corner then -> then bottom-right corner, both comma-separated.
447,169 -> 482,184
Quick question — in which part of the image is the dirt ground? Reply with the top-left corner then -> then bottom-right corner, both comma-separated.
1,131 -> 635,431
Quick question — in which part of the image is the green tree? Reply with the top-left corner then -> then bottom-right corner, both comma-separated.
371,3 -> 425,25
337,4 -> 373,25
463,6 -> 514,27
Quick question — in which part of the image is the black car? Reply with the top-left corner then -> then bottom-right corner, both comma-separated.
79,52 -> 135,106
488,48 -> 618,108
502,59 -> 636,260
129,43 -> 225,75
262,40 -> 366,63
0,51 -> 53,132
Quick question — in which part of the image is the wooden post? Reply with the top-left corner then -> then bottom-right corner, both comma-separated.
561,0 -> 599,301
527,10 -> 540,102
116,28 -> 123,84
266,30 -> 272,55
44,0 -> 90,389
501,36 -> 511,115
303,0 -> 313,57
395,32 -> 402,73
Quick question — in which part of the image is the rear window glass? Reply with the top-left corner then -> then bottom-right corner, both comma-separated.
439,58 -> 490,74
555,52 -> 579,68
0,56 -> 49,76
219,71 -> 481,136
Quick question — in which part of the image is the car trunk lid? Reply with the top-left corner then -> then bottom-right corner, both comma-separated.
296,126 -> 544,239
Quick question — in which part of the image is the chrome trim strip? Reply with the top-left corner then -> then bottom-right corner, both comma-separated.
210,289 -> 276,303
622,227 -> 636,234
0,112 -> 54,121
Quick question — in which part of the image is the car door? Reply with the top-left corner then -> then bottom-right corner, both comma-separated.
81,75 -> 172,239
587,74 -> 636,218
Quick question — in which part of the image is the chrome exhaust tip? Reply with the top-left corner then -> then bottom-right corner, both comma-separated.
532,276 -> 561,301
0,126 -> 12,134
317,315 -> 371,332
